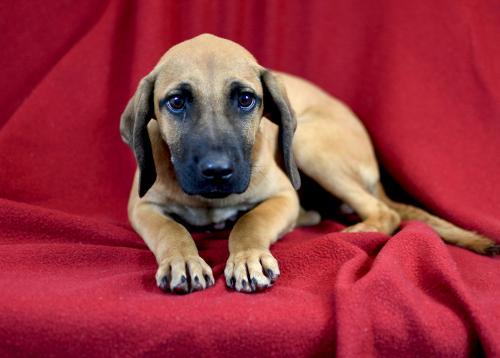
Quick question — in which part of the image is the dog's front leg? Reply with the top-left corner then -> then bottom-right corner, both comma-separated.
225,191 -> 299,292
130,202 -> 214,294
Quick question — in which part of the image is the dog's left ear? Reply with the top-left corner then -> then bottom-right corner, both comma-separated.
120,73 -> 157,197
261,70 -> 301,189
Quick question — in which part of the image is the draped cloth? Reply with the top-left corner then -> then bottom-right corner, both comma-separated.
1,1 -> 499,356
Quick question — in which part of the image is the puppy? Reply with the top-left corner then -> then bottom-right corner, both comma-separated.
120,34 -> 499,294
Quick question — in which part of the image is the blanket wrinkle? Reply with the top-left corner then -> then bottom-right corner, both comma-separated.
1,0 -> 499,357
0,0 -> 110,129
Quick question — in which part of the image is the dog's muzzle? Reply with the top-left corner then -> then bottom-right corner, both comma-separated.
174,149 -> 251,199
196,153 -> 237,198
199,153 -> 234,182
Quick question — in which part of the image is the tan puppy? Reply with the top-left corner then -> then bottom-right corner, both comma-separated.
120,34 -> 499,294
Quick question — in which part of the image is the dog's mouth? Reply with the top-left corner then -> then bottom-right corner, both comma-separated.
172,156 -> 252,199
199,190 -> 232,199
180,178 -> 250,200
185,181 -> 249,199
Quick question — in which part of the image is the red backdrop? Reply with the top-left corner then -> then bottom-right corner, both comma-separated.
1,0 -> 499,356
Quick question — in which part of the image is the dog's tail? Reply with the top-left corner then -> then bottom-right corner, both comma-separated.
377,184 -> 500,255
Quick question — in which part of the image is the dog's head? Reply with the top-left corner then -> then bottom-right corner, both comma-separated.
120,34 -> 300,198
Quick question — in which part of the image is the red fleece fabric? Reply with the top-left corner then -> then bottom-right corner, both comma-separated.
1,0 -> 499,356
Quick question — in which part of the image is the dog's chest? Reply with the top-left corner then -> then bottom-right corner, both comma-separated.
163,202 -> 255,230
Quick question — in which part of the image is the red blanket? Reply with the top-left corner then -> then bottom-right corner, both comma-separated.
1,0 -> 499,356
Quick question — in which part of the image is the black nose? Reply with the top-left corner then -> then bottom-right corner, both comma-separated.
199,154 -> 234,181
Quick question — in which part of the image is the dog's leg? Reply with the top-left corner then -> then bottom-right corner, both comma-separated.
307,176 -> 401,234
293,109 -> 401,235
130,201 -> 214,294
298,162 -> 401,235
335,183 -> 401,234
297,206 -> 321,226
224,190 -> 299,292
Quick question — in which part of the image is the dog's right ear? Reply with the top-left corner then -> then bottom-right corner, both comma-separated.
120,73 -> 157,198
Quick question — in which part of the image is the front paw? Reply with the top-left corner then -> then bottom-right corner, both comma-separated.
156,253 -> 214,294
224,249 -> 280,293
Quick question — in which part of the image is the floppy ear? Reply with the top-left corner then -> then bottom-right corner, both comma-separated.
261,70 -> 301,189
120,74 -> 157,197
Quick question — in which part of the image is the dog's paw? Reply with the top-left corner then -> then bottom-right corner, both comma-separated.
224,249 -> 280,293
156,254 -> 214,294
342,222 -> 380,233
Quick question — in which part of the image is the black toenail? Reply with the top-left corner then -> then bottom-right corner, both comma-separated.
251,278 -> 258,291
242,280 -> 247,288
159,276 -> 169,290
173,283 -> 188,294
266,269 -> 274,279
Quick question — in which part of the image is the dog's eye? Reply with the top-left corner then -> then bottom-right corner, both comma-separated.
237,92 -> 256,111
166,95 -> 186,113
